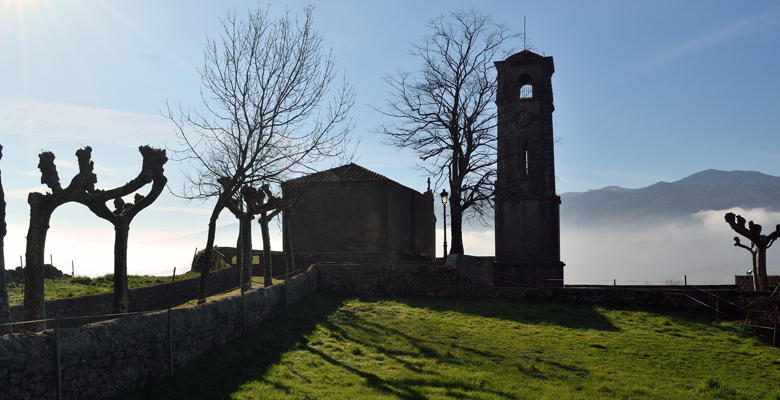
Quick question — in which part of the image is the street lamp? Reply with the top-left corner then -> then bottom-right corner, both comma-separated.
440,189 -> 448,259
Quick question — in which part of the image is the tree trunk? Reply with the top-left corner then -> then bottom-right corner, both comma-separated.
113,221 -> 130,313
283,211 -> 295,275
0,240 -> 9,334
236,219 -> 244,289
449,189 -> 464,255
241,216 -> 252,291
757,247 -> 769,292
24,197 -> 51,329
197,207 -> 221,303
259,211 -> 272,287
751,251 -> 759,292
0,166 -> 9,333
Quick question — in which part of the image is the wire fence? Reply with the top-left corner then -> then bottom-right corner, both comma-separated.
452,259 -> 780,346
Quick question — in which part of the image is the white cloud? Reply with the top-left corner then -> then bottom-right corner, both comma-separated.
4,185 -> 46,199
641,6 -> 780,72
0,97 -> 172,147
562,208 -> 780,285
447,207 -> 780,285
146,205 -> 233,218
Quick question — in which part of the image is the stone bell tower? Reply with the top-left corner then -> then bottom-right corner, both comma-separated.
494,50 -> 563,287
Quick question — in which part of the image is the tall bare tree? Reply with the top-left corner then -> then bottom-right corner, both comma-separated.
377,9 -> 517,255
725,212 -> 779,292
167,6 -> 353,303
82,146 -> 168,312
0,145 -> 10,333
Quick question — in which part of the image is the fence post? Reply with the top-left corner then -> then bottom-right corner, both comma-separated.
684,274 -> 687,287
715,298 -> 720,322
54,318 -> 62,400
167,308 -> 174,376
458,261 -> 464,298
741,312 -> 750,336
613,279 -> 616,287
773,306 -> 778,347
241,290 -> 247,335
171,267 -> 177,284
285,267 -> 290,312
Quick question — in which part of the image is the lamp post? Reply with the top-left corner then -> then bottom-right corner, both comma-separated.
440,189 -> 448,259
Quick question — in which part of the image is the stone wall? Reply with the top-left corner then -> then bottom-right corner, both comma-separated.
10,265 -> 240,330
1,262 -> 759,400
316,263 -> 754,311
735,275 -> 780,291
0,269 -> 319,400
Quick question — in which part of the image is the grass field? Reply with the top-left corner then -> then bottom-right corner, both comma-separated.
7,271 -> 200,305
117,294 -> 780,400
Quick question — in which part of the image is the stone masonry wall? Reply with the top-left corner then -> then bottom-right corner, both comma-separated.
0,269 -> 319,400
316,263 -> 754,311
735,275 -> 780,291
0,262 -> 759,400
9,266 -> 241,330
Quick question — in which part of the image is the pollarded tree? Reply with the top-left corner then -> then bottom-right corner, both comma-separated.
24,147 -> 99,327
24,146 -> 166,327
377,9 -> 517,255
82,146 -> 168,312
725,212 -> 779,292
167,6 -> 353,303
0,145 -> 10,333
225,184 -> 292,290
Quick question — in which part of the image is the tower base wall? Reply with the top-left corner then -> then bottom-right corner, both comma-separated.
493,262 -> 564,288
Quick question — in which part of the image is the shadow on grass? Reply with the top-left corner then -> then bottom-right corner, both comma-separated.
302,343 -> 522,400
113,293 -> 346,400
392,296 -> 621,331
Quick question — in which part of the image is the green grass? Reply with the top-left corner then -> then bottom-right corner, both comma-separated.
116,294 -> 780,400
7,271 -> 200,305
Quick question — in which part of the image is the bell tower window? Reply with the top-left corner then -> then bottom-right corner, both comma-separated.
520,84 -> 533,99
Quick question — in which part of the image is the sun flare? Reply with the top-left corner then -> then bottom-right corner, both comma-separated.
1,0 -> 39,11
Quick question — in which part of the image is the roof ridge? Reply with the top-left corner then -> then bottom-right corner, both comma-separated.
285,163 -> 393,184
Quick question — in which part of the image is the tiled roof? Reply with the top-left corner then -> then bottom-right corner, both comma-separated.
284,163 -> 393,184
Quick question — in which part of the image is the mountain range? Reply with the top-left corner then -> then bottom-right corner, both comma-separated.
561,169 -> 780,223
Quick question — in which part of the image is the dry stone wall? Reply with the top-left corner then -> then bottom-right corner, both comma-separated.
0,269 -> 318,400
9,265 -> 241,330
0,262 -> 760,400
315,263 -> 754,311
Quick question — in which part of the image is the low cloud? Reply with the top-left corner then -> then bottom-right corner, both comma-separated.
5,206 -> 775,284
562,208 -> 780,284
449,208 -> 780,285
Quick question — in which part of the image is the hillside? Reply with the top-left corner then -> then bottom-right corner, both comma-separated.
561,169 -> 780,223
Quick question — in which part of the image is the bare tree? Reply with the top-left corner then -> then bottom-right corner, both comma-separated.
23,146 -> 167,327
167,5 -> 353,303
82,146 -> 168,312
24,147 -> 99,327
0,145 -> 10,333
725,212 -> 779,292
224,184 -> 290,290
377,9 -> 517,255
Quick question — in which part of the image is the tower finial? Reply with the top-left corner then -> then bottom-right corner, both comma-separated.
523,16 -> 527,50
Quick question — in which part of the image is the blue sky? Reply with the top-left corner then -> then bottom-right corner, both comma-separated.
1,0 -> 779,278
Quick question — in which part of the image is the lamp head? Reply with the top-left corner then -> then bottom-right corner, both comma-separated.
440,189 -> 449,204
